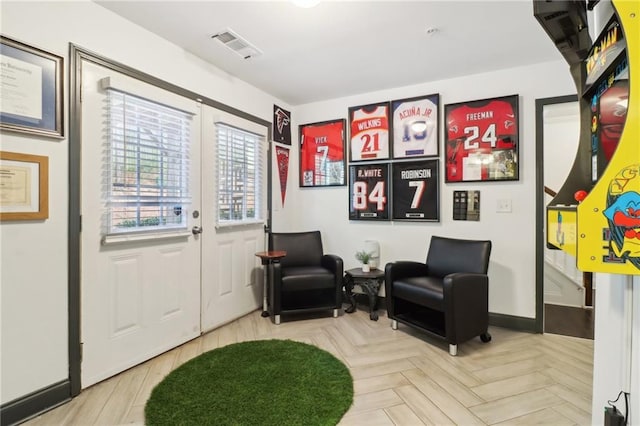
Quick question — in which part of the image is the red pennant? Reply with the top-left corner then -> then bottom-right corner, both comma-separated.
276,146 -> 289,206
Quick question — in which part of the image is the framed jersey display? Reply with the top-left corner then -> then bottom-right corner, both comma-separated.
391,94 -> 439,159
299,119 -> 346,187
348,102 -> 390,162
392,159 -> 439,221
349,163 -> 390,221
444,95 -> 519,183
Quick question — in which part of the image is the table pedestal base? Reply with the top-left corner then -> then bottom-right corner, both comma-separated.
343,270 -> 384,321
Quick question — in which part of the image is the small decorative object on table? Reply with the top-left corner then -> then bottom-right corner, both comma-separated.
355,250 -> 372,272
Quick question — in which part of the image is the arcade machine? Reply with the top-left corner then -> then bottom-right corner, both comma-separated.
536,1 -> 638,422
536,0 -> 638,275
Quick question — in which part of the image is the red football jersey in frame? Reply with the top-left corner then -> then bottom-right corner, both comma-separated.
445,95 -> 519,182
349,102 -> 390,161
299,119 -> 346,187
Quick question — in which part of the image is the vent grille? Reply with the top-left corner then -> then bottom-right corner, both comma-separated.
543,10 -> 568,21
212,28 -> 262,59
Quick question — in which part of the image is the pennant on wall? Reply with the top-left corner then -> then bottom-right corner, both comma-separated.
273,105 -> 291,145
276,146 -> 290,206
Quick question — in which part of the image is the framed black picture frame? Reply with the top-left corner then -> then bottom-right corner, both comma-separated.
0,36 -> 64,138
391,93 -> 439,159
348,101 -> 390,162
444,94 -> 519,183
392,159 -> 439,221
299,118 -> 346,187
348,163 -> 390,221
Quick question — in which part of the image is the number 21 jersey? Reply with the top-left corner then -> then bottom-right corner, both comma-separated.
350,105 -> 390,161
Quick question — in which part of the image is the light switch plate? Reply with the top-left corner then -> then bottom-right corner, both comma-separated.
496,199 -> 512,213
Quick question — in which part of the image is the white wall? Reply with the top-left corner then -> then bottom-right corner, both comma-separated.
0,0 -> 289,404
591,275 -> 640,424
273,60 -> 576,317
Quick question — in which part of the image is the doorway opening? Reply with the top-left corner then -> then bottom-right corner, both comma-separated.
536,95 -> 594,340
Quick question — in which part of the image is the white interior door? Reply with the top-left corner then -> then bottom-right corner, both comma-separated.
200,106 -> 267,331
80,61 -> 201,388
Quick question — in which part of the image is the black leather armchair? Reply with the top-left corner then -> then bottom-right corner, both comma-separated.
385,236 -> 492,355
269,231 -> 343,325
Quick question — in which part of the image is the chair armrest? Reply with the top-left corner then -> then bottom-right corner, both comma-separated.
384,261 -> 429,314
443,272 -> 489,306
443,273 -> 489,343
385,261 -> 429,284
321,254 -> 344,278
270,262 -> 284,314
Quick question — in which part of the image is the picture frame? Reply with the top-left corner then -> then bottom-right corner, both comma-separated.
348,101 -> 390,162
444,94 -> 519,183
0,36 -> 64,138
348,163 -> 390,221
391,94 -> 439,159
299,119 -> 346,187
392,159 -> 439,221
0,150 -> 49,221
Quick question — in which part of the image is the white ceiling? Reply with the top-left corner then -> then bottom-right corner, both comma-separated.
95,1 -> 563,106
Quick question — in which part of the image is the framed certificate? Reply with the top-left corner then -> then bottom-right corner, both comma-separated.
0,36 -> 64,138
391,94 -> 439,159
348,101 -> 390,162
0,150 -> 49,221
392,159 -> 439,221
444,95 -> 519,182
348,163 -> 390,221
299,119 -> 346,187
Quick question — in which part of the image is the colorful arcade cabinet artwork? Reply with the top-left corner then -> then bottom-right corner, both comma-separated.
577,1 -> 638,274
540,0 -> 639,275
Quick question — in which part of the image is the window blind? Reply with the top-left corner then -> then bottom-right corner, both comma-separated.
105,89 -> 192,234
216,123 -> 264,225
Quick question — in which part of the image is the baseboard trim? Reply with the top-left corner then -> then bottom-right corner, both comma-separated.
489,312 -> 538,333
0,380 -> 71,426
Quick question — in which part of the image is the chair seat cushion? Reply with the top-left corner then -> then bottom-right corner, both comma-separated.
393,276 -> 444,311
281,266 -> 335,291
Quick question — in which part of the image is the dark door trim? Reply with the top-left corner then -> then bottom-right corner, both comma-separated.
535,94 -> 579,333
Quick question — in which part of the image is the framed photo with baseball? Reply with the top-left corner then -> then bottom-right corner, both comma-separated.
391,94 -> 439,159
348,163 -> 390,221
299,119 -> 346,187
392,159 -> 439,221
444,94 -> 519,183
348,101 -> 390,162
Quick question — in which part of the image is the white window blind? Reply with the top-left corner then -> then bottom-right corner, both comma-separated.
216,123 -> 264,225
104,89 -> 192,234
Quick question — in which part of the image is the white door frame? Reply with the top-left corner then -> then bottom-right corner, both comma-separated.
68,45 -> 272,395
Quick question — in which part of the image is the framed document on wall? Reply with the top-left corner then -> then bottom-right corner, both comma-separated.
348,102 -> 390,162
0,36 -> 64,138
299,119 -> 346,187
444,95 -> 519,182
391,94 -> 439,159
392,159 -> 439,221
0,150 -> 49,221
349,163 -> 390,221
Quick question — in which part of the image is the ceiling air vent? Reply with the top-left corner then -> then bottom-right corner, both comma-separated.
212,28 -> 262,60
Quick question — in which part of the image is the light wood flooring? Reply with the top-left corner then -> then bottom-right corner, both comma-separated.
24,308 -> 593,425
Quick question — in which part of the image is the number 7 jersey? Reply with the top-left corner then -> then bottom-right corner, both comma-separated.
299,120 -> 345,186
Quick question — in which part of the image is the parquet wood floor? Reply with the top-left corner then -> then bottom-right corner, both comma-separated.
23,308 -> 593,425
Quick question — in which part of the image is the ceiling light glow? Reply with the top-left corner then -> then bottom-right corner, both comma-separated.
292,0 -> 321,8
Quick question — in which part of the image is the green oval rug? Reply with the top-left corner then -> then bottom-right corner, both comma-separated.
145,339 -> 353,426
